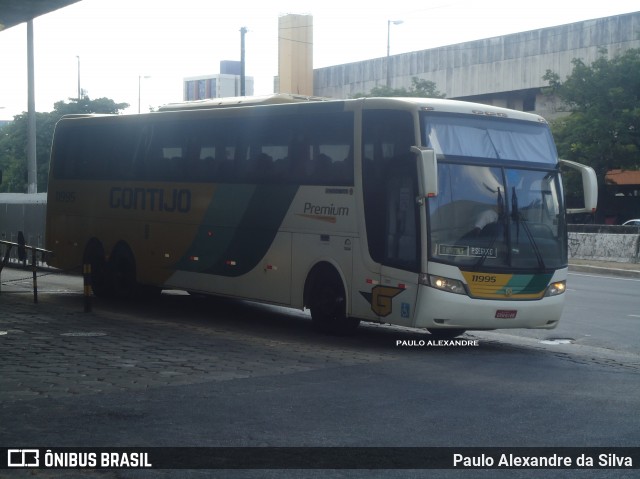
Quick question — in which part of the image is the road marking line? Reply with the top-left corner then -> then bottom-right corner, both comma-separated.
568,272 -> 640,282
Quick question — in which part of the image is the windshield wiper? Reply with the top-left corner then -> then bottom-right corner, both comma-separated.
473,187 -> 506,269
511,187 -> 546,270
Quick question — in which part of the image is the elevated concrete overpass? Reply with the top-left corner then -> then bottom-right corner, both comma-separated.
313,11 -> 640,119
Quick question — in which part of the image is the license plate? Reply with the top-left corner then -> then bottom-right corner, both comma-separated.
495,310 -> 517,319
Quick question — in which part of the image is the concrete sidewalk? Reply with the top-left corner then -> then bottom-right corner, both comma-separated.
569,258 -> 640,278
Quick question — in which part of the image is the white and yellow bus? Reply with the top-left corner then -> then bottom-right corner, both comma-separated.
46,95 -> 597,336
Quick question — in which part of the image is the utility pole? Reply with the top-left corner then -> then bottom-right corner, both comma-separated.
138,75 -> 150,113
27,20 -> 37,194
76,55 -> 81,100
386,20 -> 403,87
240,27 -> 247,96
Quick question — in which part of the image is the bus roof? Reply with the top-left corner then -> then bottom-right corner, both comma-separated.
159,95 -> 548,124
159,93 -> 330,111
58,96 -> 547,126
358,97 -> 548,124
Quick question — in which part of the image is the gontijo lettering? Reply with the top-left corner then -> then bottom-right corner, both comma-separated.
109,187 -> 191,212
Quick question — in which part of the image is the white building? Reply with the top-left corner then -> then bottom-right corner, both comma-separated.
184,61 -> 254,100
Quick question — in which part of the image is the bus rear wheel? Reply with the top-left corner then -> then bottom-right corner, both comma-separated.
309,267 -> 360,335
82,240 -> 111,298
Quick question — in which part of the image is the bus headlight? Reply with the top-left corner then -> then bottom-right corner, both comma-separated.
545,280 -> 566,296
422,274 -> 467,295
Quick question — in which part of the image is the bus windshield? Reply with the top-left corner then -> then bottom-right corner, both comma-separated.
422,112 -> 557,164
422,113 -> 566,271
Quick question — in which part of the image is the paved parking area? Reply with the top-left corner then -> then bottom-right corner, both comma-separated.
0,286 -> 403,402
1,262 -> 638,405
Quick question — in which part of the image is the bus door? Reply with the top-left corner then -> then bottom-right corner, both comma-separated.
378,168 -> 420,327
361,156 -> 420,327
361,109 -> 419,326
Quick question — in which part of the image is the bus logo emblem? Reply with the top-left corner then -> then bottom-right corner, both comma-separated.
360,285 -> 404,317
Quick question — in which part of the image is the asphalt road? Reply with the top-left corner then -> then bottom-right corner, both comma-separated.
0,266 -> 639,479
481,270 -> 640,355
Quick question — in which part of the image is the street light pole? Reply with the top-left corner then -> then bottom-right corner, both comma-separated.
240,27 -> 247,97
76,55 -> 81,100
386,20 -> 403,87
138,75 -> 150,113
27,20 -> 37,194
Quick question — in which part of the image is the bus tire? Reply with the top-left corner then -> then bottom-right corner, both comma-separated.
109,243 -> 137,300
82,240 -> 111,298
427,328 -> 466,339
308,266 -> 360,335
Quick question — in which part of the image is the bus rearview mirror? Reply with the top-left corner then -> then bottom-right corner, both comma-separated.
559,158 -> 598,214
411,146 -> 438,197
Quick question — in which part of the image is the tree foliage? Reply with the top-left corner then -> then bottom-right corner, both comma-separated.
543,48 -> 640,183
352,77 -> 446,99
0,97 -> 129,192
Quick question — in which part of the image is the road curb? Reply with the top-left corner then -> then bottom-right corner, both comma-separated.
569,263 -> 640,279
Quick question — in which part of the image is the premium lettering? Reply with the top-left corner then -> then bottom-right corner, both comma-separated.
303,202 -> 349,216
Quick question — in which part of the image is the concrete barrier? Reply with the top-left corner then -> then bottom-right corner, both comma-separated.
568,225 -> 640,263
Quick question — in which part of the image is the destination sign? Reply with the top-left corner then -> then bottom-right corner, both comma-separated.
438,244 -> 498,258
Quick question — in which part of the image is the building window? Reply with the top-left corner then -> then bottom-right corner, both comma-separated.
523,93 -> 536,112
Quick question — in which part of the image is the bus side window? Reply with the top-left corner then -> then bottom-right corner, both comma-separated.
305,112 -> 354,186
216,146 -> 236,181
53,125 -> 80,179
71,125 -> 98,178
288,132 -> 311,182
142,121 -> 193,181
109,122 -> 139,180
197,145 -> 218,181
79,123 -> 118,180
196,117 -> 241,183
133,125 -> 154,180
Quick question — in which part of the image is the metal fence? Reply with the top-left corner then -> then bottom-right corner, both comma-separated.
0,193 -> 47,264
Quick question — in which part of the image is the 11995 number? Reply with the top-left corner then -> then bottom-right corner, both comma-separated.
471,275 -> 497,283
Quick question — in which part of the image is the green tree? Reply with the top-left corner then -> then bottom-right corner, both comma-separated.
52,96 -> 129,116
352,77 -> 446,99
0,96 -> 129,193
543,49 -> 640,210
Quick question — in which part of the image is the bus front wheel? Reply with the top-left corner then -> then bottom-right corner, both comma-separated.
309,267 -> 360,335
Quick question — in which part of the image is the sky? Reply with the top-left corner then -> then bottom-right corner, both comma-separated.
0,0 -> 638,119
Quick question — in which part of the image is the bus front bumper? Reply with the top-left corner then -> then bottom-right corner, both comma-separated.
413,284 -> 565,330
